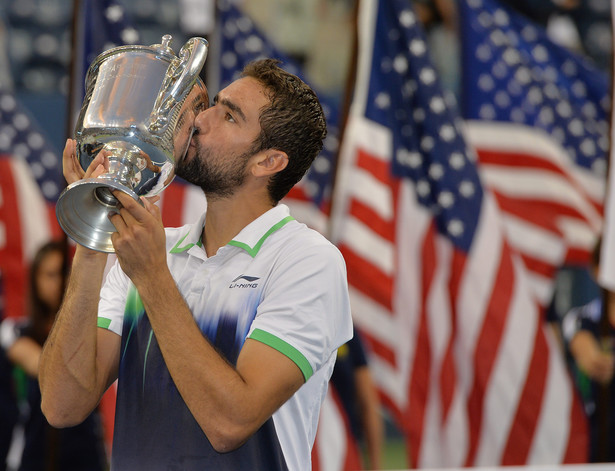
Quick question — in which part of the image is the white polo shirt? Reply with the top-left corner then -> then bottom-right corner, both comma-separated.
98,204 -> 353,471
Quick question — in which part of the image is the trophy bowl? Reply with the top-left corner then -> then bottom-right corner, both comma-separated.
56,35 -> 208,252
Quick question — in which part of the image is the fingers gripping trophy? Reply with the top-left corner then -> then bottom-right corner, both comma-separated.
56,35 -> 208,252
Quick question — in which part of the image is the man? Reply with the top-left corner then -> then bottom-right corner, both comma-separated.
39,59 -> 353,471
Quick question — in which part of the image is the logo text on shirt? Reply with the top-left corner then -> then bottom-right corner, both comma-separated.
229,275 -> 260,289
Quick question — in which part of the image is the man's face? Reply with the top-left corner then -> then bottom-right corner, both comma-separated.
176,77 -> 270,199
173,81 -> 209,162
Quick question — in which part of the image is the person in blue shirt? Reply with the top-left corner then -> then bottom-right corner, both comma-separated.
562,239 -> 615,462
330,328 -> 383,469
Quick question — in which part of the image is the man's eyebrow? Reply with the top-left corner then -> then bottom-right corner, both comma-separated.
213,94 -> 246,122
190,95 -> 204,108
191,93 -> 207,109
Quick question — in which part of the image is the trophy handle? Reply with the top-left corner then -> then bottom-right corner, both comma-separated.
148,37 -> 209,133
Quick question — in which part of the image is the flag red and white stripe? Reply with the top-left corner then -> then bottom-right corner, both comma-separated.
311,386 -> 363,471
0,154 -> 61,319
467,122 -> 603,306
157,181 -> 207,228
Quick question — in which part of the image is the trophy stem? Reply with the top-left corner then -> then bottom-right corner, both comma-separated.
94,186 -> 121,208
56,179 -> 140,253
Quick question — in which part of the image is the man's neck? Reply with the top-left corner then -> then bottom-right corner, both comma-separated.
201,195 -> 275,258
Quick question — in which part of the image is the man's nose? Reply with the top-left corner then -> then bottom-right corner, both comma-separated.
194,109 -> 208,127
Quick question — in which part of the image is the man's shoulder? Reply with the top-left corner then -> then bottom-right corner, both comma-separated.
265,221 -> 347,281
279,219 -> 341,254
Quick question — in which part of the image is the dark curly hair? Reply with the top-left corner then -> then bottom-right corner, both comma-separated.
241,59 -> 327,204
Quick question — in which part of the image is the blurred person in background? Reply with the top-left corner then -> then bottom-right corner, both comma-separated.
562,239 -> 615,462
0,240 -> 107,471
0,299 -> 19,471
330,328 -> 383,469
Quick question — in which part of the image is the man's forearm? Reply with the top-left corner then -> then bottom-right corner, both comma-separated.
39,246 -> 113,426
134,269 -> 304,453
136,272 -> 255,448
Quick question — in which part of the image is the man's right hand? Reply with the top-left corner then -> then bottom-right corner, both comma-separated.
63,139 -> 113,259
63,139 -> 110,185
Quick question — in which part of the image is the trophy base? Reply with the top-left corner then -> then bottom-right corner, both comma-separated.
56,179 -> 140,253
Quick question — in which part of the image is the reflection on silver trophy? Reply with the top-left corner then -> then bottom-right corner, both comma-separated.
56,35 -> 208,252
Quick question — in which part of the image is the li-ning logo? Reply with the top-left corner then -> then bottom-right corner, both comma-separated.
229,275 -> 260,289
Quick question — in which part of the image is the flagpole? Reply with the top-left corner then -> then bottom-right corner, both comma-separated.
204,1 -> 220,96
326,0 -> 359,239
597,1 -> 615,291
595,8 -> 615,458
66,0 -> 83,147
58,0 -> 83,258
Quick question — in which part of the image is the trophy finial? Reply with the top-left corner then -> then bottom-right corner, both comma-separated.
161,35 -> 172,48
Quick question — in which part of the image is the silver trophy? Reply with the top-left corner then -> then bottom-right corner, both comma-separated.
56,35 -> 208,252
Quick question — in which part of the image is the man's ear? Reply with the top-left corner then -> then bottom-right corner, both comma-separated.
253,150 -> 288,177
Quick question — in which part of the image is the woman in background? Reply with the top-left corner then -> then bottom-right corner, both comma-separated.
0,240 -> 106,471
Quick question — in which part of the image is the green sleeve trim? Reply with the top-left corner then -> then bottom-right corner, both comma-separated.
97,317 -> 112,329
249,328 -> 313,381
229,216 -> 294,258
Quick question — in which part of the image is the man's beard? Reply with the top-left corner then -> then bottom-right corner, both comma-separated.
175,139 -> 254,199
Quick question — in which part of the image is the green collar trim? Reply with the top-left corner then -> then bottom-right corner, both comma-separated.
228,216 -> 294,258
170,231 -> 204,253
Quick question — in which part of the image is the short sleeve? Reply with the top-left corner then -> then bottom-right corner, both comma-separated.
247,238 -> 353,381
98,259 -> 131,336
561,298 -> 601,344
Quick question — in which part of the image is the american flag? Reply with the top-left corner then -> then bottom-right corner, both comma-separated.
311,387 -> 362,471
0,89 -> 64,320
459,0 -> 608,308
330,0 -> 588,466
